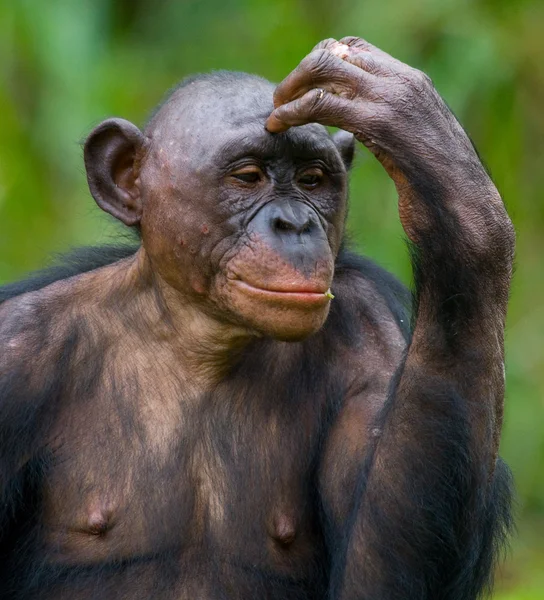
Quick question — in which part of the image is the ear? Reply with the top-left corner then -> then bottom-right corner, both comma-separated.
84,118 -> 145,226
332,130 -> 355,171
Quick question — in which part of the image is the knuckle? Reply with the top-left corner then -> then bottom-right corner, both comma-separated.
306,49 -> 335,77
355,54 -> 379,75
370,103 -> 392,126
339,35 -> 364,47
303,88 -> 325,113
410,68 -> 433,88
313,38 -> 338,52
299,89 -> 337,121
361,105 -> 394,138
352,74 -> 373,100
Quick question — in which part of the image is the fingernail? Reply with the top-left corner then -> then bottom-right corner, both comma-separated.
265,115 -> 285,133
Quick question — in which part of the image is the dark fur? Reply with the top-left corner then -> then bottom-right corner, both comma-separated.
0,245 -> 138,304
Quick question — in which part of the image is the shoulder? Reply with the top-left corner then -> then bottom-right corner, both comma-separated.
327,247 -> 412,344
0,272 -> 110,429
0,244 -> 140,340
0,293 -> 65,447
0,247 -> 136,376
0,290 -> 52,357
0,244 -> 139,305
0,290 -> 82,470
0,287 -> 74,384
310,248 -> 410,411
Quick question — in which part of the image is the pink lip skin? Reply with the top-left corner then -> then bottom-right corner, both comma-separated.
232,280 -> 330,306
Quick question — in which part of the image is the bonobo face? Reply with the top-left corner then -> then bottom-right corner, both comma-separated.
84,74 -> 353,341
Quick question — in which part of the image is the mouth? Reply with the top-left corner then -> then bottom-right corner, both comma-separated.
232,280 -> 331,307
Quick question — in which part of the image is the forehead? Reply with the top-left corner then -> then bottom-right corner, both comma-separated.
148,76 -> 336,165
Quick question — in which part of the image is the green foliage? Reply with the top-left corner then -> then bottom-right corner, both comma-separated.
1,0 -> 543,594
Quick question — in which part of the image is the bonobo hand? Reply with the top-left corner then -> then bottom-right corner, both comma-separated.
266,36 -> 494,241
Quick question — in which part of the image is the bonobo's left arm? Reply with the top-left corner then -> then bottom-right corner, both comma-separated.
267,38 -> 515,599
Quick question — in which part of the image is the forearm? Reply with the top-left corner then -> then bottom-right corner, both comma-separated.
334,427 -> 513,600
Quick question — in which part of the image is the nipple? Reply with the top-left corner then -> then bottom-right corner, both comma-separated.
271,513 -> 296,546
84,506 -> 114,536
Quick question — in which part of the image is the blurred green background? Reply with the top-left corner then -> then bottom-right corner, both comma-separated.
1,0 -> 543,596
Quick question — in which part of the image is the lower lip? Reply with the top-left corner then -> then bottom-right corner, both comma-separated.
232,280 -> 330,306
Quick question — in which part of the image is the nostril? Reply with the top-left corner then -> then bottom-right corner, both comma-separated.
301,221 -> 313,234
273,217 -> 297,233
272,216 -> 314,235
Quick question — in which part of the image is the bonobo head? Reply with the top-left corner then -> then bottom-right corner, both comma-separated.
84,72 -> 354,341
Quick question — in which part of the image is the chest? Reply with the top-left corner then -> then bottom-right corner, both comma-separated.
39,375 -> 328,572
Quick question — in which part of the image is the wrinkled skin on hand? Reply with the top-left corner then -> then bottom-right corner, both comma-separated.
266,36 -> 492,243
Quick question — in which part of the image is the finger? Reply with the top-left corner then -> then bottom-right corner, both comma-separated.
266,88 -> 361,134
343,51 -> 399,77
342,51 -> 384,76
339,36 -> 391,59
272,50 -> 340,108
339,36 -> 407,72
272,49 -> 374,109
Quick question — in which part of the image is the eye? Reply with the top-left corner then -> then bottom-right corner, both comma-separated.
298,168 -> 324,189
230,166 -> 264,185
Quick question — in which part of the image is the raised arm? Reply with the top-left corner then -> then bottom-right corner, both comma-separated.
267,37 -> 515,599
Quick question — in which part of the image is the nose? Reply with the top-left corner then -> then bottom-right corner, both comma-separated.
246,199 -> 330,277
269,202 -> 317,237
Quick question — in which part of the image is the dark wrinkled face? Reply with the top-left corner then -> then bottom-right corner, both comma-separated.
139,77 -> 349,340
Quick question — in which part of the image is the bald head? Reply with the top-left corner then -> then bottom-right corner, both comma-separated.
145,71 -> 276,139
140,70 -> 339,178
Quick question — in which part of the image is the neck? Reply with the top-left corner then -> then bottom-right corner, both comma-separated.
112,247 -> 255,387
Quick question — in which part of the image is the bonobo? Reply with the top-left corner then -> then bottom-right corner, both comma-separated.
0,37 -> 514,599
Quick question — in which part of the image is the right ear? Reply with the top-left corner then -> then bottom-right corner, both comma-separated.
332,129 -> 355,171
84,118 -> 145,226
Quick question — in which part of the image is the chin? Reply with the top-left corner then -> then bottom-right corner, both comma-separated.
250,309 -> 331,341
